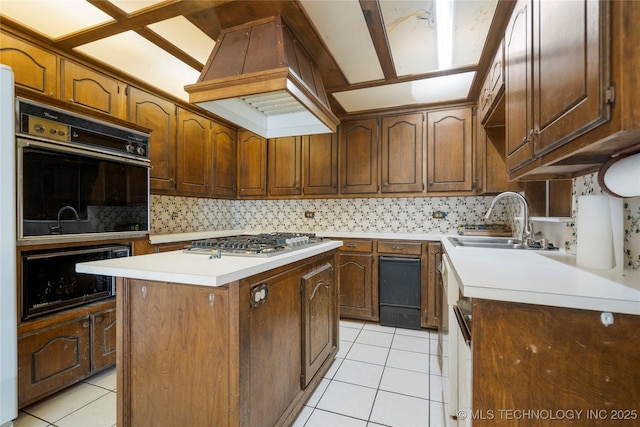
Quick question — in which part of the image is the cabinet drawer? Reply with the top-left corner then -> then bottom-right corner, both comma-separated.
340,239 -> 373,253
377,240 -> 422,255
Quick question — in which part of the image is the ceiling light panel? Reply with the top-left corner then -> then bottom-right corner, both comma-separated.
147,16 -> 215,64
299,0 -> 383,84
452,0 -> 498,67
74,31 -> 200,102
108,0 -> 167,14
381,0 -> 439,76
332,71 -> 475,112
0,0 -> 112,39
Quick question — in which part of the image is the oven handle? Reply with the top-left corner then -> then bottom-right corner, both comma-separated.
17,137 -> 152,168
453,305 -> 472,346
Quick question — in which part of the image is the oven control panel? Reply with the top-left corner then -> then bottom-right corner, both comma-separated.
24,115 -> 70,142
17,98 -> 150,161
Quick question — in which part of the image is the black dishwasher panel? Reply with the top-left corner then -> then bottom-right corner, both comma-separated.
379,256 -> 421,329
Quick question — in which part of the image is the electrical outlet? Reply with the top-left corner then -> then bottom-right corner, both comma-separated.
432,211 -> 447,219
304,211 -> 315,219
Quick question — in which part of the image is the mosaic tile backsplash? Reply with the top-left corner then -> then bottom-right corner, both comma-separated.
150,173 -> 640,269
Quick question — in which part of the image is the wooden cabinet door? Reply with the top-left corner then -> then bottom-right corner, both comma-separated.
301,263 -> 335,387
0,30 -> 58,97
61,60 -> 126,119
532,0 -> 609,155
338,252 -> 375,320
339,118 -> 379,194
128,87 -> 176,193
423,243 -> 441,329
212,123 -> 237,198
505,0 -> 534,173
18,317 -> 91,407
245,270 -> 302,427
381,113 -> 424,193
302,133 -> 338,195
176,108 -> 211,196
268,136 -> 301,196
237,130 -> 267,197
91,307 -> 116,371
427,107 -> 473,192
479,41 -> 504,125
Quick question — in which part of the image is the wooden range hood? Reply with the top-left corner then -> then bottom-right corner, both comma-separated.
185,15 -> 339,138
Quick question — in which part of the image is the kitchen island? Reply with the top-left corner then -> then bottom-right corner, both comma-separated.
77,239 -> 342,427
441,237 -> 640,426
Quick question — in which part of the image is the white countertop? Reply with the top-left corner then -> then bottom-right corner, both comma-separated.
441,236 -> 640,315
97,230 -> 640,314
76,240 -> 342,287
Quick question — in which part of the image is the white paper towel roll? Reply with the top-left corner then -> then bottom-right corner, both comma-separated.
576,195 -> 622,270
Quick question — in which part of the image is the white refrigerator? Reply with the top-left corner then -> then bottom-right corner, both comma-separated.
0,64 -> 18,426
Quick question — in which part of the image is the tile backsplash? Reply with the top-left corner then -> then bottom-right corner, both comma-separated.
151,173 -> 640,269
151,195 -> 507,235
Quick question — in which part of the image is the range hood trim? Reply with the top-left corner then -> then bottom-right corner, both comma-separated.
184,15 -> 339,138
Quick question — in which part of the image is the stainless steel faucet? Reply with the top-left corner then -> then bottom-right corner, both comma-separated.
484,192 -> 533,244
49,205 -> 81,234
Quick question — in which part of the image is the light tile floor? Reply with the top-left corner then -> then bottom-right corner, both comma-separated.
14,320 -> 445,427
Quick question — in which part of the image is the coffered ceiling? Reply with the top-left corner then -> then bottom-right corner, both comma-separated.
0,0 -> 509,117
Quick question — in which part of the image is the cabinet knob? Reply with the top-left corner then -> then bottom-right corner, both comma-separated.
94,315 -> 103,324
82,320 -> 90,328
346,243 -> 357,248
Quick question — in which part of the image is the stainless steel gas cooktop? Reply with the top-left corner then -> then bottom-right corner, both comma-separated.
183,232 -> 324,257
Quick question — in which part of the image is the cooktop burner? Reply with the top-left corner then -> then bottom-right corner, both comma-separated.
183,232 -> 323,257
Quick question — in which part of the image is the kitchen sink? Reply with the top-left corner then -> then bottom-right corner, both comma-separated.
448,236 -> 527,249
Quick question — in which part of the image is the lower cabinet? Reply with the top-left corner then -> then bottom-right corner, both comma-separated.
116,251 -> 339,427
17,301 -> 116,408
90,308 -> 117,371
338,239 -> 376,321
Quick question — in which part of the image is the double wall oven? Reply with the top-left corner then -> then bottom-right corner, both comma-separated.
16,98 -> 150,319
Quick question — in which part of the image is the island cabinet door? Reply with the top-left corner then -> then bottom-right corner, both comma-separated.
117,280 -> 231,427
242,269 -> 303,427
301,263 -> 336,387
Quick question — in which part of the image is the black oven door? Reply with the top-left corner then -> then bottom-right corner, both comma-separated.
18,138 -> 149,238
21,245 -> 129,319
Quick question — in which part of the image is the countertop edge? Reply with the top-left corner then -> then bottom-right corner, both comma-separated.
77,240 -> 343,287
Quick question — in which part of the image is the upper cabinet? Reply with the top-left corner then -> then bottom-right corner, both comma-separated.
176,108 -> 212,196
381,113 -> 425,193
339,118 -> 379,194
237,131 -> 268,198
426,107 -> 473,192
268,136 -> 302,197
1,30 -> 125,119
61,60 -> 126,119
211,123 -> 237,198
128,87 -> 177,193
302,133 -> 338,195
504,0 -> 535,172
505,0 -> 613,178
532,0 -> 608,155
0,30 -> 58,97
478,40 -> 504,126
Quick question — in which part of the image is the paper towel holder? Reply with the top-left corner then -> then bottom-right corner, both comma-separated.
597,146 -> 640,198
